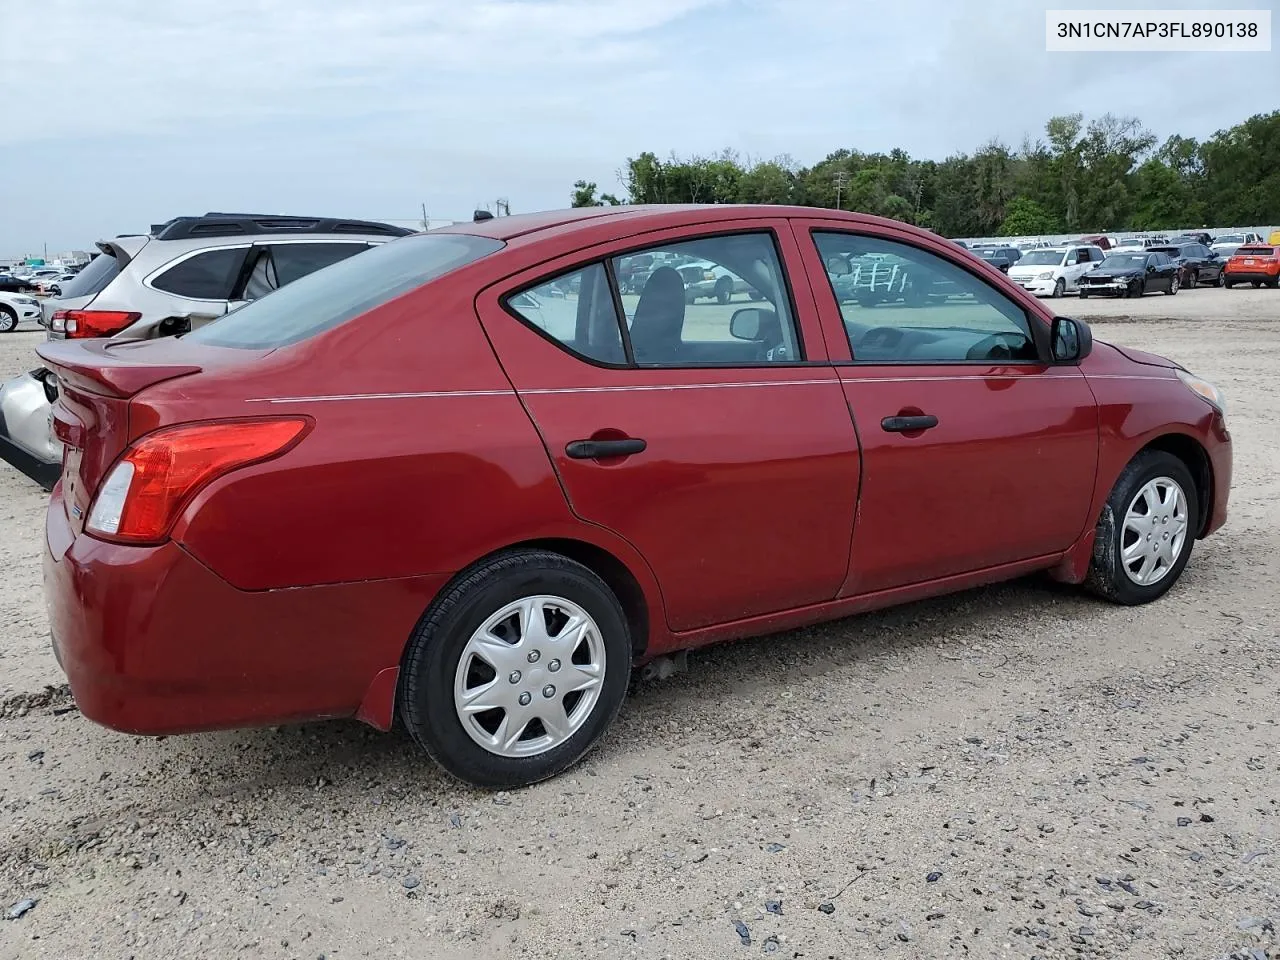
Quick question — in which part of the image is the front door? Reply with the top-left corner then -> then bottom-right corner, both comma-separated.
476,223 -> 861,632
795,221 -> 1100,595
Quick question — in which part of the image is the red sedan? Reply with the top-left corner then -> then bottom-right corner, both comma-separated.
40,206 -> 1232,788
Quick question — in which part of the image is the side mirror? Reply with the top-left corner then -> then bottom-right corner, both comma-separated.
1051,316 -> 1093,364
729,307 -> 771,341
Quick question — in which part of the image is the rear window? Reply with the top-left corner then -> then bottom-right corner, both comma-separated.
186,233 -> 504,349
1236,246 -> 1274,256
56,252 -> 122,299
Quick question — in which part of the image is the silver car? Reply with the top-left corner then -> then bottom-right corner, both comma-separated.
1,212 -> 413,488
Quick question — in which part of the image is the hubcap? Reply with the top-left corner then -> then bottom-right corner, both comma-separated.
453,595 -> 606,758
1120,477 -> 1189,586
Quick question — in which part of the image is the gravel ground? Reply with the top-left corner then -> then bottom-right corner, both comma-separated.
1,288 -> 1277,960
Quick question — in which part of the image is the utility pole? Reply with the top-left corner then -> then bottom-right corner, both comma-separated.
832,171 -> 850,211
420,203 -> 429,231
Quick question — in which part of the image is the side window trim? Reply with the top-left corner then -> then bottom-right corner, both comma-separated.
808,227 -> 1049,367
499,227 -> 820,371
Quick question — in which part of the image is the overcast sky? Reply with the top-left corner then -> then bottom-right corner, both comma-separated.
1,0 -> 1275,255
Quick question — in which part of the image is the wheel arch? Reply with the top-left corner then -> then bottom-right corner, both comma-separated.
1135,432 -> 1213,536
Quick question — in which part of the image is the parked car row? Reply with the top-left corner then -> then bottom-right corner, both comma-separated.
0,211 -> 415,487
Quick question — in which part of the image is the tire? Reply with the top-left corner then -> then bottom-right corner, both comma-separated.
1079,290 -> 1090,299
1085,450 -> 1199,606
1214,271 -> 1225,287
0,306 -> 17,333
1224,278 -> 1235,288
399,549 -> 632,789
715,278 -> 733,304
1051,278 -> 1065,299
1165,275 -> 1179,296
1252,281 -> 1262,288
1186,270 -> 1198,288
685,289 -> 698,304
748,291 -> 763,301
1269,277 -> 1280,289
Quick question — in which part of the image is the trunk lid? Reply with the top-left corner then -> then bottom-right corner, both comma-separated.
34,337 -> 264,534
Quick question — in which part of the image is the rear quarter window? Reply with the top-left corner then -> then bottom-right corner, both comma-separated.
186,233 -> 504,349
56,252 -> 122,299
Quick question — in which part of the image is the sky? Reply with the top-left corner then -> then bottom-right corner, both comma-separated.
1,0 -> 1276,255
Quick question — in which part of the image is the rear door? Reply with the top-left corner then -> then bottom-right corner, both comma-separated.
793,219 -> 1099,595
476,221 -> 861,632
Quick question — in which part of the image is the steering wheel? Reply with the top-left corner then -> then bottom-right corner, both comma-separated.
856,326 -> 906,354
965,332 -> 1029,362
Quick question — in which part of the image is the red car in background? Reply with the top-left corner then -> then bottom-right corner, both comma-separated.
40,205 -> 1231,788
1224,244 -> 1280,288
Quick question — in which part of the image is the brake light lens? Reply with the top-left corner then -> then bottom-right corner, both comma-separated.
53,309 -> 141,338
86,418 -> 310,543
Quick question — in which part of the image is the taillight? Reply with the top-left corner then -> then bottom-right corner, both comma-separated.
86,418 -> 310,544
53,309 -> 141,338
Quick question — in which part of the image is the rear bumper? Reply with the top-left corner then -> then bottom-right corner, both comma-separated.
44,487 -> 448,735
0,371 -> 60,488
1224,271 -> 1278,284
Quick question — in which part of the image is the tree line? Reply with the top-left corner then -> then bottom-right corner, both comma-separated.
569,110 -> 1280,237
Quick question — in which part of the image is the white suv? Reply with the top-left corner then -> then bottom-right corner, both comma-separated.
1,212 -> 413,487
1006,244 -> 1106,298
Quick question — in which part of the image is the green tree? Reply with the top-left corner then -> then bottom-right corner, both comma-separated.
998,197 -> 1060,236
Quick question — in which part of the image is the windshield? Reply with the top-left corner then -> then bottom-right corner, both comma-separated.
1101,255 -> 1148,270
1016,250 -> 1063,266
186,232 -> 503,349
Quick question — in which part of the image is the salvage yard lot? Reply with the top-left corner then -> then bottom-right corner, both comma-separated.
1,288 -> 1277,959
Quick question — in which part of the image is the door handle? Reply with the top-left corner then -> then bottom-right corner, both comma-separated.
881,414 -> 938,433
565,438 -> 647,460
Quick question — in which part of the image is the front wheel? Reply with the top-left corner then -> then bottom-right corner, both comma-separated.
1085,451 -> 1198,605
1079,290 -> 1090,299
0,306 -> 17,333
715,278 -> 733,304
1051,278 -> 1065,299
399,550 -> 631,789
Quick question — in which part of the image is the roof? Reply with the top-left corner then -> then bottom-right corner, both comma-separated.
435,204 -> 950,245
149,212 -> 414,242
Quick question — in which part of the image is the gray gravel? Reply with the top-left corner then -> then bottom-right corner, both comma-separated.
1,288 -> 1277,959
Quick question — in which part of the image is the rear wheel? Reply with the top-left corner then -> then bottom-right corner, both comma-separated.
1165,275 -> 1179,296
1252,281 -> 1263,288
1085,451 -> 1198,605
1186,270 -> 1198,288
715,277 -> 733,304
0,306 -> 17,333
399,550 -> 632,789
1224,277 -> 1235,288
1214,271 -> 1225,287
1269,277 -> 1280,289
